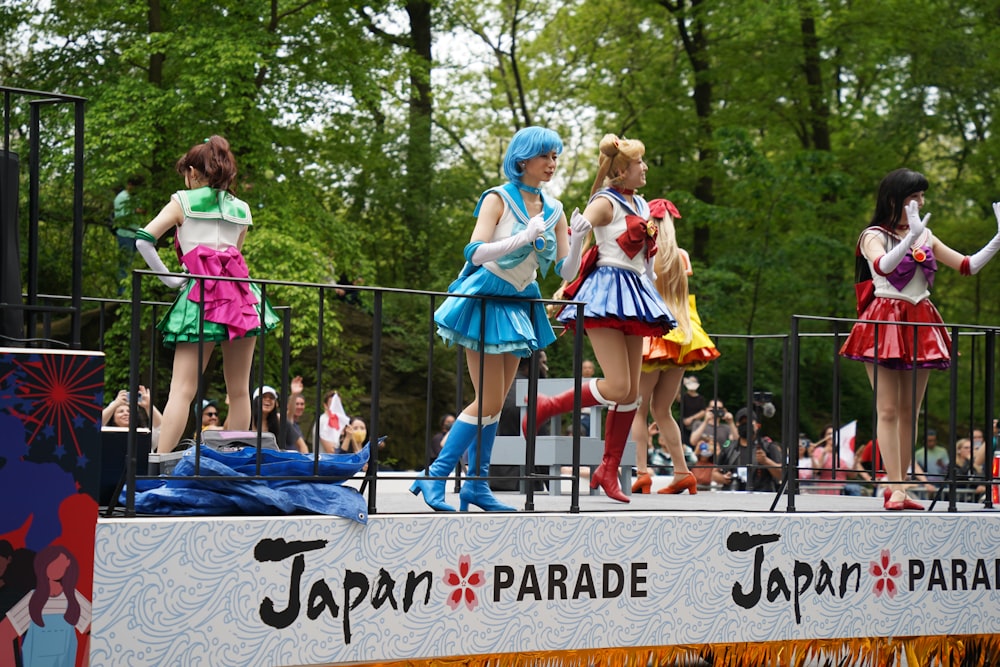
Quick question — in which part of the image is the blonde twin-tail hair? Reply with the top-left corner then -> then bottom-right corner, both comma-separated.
652,214 -> 692,344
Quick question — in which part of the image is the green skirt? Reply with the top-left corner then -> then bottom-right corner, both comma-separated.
156,280 -> 280,348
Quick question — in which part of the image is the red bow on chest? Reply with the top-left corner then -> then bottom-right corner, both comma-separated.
618,214 -> 658,260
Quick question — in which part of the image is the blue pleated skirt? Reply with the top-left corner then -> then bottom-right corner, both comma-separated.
557,265 -> 677,336
435,264 -> 555,357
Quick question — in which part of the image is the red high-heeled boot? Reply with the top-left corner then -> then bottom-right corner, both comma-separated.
590,402 -> 636,503
523,378 -> 609,435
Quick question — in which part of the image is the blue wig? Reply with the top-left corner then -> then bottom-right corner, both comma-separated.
503,127 -> 564,183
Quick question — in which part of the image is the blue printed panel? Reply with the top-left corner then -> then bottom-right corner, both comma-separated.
0,347 -> 103,667
93,511 -> 1000,667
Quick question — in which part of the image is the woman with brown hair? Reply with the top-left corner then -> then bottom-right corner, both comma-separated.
135,135 -> 278,453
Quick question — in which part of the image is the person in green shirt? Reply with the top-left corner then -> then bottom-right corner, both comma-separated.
112,175 -> 146,290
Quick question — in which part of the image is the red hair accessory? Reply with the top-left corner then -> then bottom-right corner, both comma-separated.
648,198 -> 681,220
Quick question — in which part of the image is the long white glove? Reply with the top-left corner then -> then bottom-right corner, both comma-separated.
967,202 -> 1000,274
470,214 -> 545,265
558,209 -> 592,281
877,200 -> 927,274
644,254 -> 657,282
135,237 -> 189,289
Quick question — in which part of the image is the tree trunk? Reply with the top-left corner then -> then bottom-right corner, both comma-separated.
799,0 -> 831,151
148,0 -> 166,186
404,0 -> 433,287
664,0 -> 714,264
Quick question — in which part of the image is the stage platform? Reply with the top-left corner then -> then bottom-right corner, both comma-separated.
91,472 -> 1000,667
341,471 -> 990,515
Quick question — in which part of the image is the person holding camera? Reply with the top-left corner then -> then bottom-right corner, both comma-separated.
102,386 -> 162,431
688,399 -> 737,448
714,408 -> 783,492
691,436 -> 732,489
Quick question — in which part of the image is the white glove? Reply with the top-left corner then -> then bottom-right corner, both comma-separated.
905,199 -> 928,238
644,255 -> 657,282
967,202 -> 1000,274
136,237 -> 189,289
877,200 -> 928,274
558,209 -> 592,281
470,214 -> 545,265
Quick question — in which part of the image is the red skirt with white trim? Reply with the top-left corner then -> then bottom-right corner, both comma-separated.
838,296 -> 951,370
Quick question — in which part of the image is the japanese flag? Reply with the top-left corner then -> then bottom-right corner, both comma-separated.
319,392 -> 350,445
838,420 -> 857,468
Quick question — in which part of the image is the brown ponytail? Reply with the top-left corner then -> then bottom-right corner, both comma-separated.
175,135 -> 238,193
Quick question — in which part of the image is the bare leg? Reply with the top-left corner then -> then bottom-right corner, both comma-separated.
649,367 -> 689,475
589,329 -> 645,502
463,349 -> 519,419
220,336 -> 257,432
458,350 -> 520,512
157,341 -> 216,453
588,328 -> 644,405
865,363 -> 930,502
631,370 -> 659,474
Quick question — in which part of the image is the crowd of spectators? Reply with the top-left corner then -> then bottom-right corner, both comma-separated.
102,363 -> 996,503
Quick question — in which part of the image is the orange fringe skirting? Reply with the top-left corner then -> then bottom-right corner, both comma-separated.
342,635 -> 1000,667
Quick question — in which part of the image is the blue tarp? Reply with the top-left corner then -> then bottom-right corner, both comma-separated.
123,445 -> 370,523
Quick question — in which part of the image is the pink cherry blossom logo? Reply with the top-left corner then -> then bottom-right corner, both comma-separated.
443,554 -> 484,611
870,549 -> 902,598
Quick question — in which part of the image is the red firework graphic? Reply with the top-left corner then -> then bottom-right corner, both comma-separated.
3,352 -> 104,457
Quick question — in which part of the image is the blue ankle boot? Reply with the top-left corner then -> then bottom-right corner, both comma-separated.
460,415 -> 515,512
410,413 -> 480,511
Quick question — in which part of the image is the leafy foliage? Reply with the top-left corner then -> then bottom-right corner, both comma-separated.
5,0 -> 1000,459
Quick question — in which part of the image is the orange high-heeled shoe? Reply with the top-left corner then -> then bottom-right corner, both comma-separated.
631,471 -> 653,494
883,487 -> 923,511
658,472 -> 697,495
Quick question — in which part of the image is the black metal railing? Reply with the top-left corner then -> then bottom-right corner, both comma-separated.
787,315 -> 998,512
1,85 -> 87,348
16,275 -> 1000,516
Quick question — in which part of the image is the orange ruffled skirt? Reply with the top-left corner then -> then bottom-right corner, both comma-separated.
839,296 -> 951,370
642,295 -> 720,372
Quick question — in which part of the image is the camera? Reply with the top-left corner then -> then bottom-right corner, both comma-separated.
752,390 -> 776,419
711,408 -> 725,419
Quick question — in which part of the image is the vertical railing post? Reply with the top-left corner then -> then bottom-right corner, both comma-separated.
367,289 -> 383,515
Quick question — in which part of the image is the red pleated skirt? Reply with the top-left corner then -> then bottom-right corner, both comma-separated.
839,297 -> 951,370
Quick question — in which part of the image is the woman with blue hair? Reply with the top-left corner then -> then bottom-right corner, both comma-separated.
411,126 -> 590,511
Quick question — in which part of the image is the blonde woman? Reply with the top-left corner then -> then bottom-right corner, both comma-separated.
629,198 -> 720,494
527,134 -> 676,503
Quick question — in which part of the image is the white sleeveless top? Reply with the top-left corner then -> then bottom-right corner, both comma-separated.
172,190 -> 251,256
593,192 -> 647,274
483,201 -> 541,291
861,227 -> 933,305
